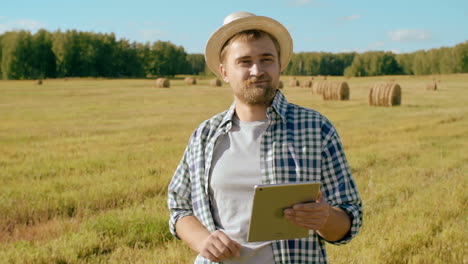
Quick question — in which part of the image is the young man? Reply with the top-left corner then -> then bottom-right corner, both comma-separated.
168,12 -> 362,263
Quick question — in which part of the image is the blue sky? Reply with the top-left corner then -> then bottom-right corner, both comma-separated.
1,0 -> 467,54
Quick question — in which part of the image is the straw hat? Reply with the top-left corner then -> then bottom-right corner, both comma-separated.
205,11 -> 293,78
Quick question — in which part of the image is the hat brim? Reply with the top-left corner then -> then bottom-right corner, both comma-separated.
205,16 -> 293,79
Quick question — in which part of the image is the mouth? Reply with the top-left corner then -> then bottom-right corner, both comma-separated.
246,77 -> 270,86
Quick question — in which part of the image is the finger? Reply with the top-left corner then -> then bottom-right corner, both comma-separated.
286,216 -> 326,230
209,241 -> 230,260
294,221 -> 325,230
203,232 -> 233,260
289,208 -> 327,218
292,202 -> 326,211
201,246 -> 222,262
217,231 -> 241,257
317,190 -> 323,201
318,191 -> 327,203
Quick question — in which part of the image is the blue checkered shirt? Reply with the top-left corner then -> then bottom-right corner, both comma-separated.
168,90 -> 362,263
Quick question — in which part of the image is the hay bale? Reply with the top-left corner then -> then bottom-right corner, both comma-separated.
210,78 -> 222,87
368,82 -> 401,106
184,77 -> 197,85
312,81 -> 328,94
288,78 -> 300,87
322,81 -> 350,101
36,79 -> 43,85
301,79 -> 313,88
426,81 -> 437,91
278,80 -> 284,89
155,78 -> 170,88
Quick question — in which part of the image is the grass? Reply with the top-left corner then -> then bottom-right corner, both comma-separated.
0,75 -> 467,263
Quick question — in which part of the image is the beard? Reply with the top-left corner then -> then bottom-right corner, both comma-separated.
236,76 -> 277,106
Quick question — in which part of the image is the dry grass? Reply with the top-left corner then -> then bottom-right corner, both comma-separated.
0,75 -> 467,263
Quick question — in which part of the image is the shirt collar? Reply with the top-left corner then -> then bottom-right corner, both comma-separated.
219,89 -> 289,130
268,90 -> 288,123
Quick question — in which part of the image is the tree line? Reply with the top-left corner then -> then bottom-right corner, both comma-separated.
0,29 -> 467,80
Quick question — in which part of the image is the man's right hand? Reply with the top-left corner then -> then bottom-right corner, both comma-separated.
198,230 -> 242,262
175,216 -> 241,262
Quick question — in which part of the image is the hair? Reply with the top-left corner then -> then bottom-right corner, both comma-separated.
219,30 -> 281,64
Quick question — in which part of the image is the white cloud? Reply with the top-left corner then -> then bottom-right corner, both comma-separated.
341,14 -> 361,21
388,29 -> 432,42
0,19 -> 46,33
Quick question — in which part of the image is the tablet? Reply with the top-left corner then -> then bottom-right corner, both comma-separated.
247,181 -> 321,242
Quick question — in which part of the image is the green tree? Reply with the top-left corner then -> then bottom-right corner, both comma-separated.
149,41 -> 188,76
31,29 -> 56,78
186,53 -> 205,75
1,31 -> 34,79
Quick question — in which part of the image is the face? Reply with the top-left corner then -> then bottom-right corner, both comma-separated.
219,35 -> 281,106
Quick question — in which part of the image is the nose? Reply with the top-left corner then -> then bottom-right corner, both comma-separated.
249,63 -> 263,76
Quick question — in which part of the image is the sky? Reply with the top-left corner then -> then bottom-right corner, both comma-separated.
1,0 -> 467,54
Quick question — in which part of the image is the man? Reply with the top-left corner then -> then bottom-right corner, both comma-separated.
168,11 -> 362,263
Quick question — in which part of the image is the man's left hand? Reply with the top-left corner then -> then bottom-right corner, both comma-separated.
283,191 -> 330,230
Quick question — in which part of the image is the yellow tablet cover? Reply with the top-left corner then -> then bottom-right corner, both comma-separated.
247,182 -> 321,242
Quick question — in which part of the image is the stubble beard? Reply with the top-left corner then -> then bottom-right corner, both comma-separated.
238,78 -> 277,106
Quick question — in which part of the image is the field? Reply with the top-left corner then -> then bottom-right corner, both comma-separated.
0,75 -> 467,263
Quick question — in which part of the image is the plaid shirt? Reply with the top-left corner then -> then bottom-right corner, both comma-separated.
168,90 -> 362,263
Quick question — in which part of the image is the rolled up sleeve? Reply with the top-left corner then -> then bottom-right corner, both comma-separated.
167,147 -> 194,239
320,127 -> 363,245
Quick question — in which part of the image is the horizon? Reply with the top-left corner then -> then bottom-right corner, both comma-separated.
2,0 -> 468,54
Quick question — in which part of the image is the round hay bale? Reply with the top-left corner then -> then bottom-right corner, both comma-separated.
184,77 -> 197,85
36,79 -> 43,85
278,80 -> 284,89
155,78 -> 170,88
322,81 -> 350,101
301,79 -> 313,88
288,78 -> 300,87
210,78 -> 222,87
368,82 -> 401,106
312,81 -> 328,95
426,81 -> 437,91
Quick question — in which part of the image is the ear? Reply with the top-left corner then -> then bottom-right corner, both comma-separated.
219,64 -> 229,83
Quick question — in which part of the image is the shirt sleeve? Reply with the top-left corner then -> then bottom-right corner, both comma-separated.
319,122 -> 363,245
167,143 -> 195,239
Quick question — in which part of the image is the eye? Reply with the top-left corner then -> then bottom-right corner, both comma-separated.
261,57 -> 274,62
238,59 -> 252,66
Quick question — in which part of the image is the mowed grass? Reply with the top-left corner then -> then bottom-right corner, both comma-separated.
0,75 -> 466,263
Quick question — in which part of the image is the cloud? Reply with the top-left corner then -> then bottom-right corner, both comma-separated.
341,14 -> 361,21
388,29 -> 432,42
0,19 -> 46,33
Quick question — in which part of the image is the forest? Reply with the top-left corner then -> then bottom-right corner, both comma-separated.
1,29 -> 467,79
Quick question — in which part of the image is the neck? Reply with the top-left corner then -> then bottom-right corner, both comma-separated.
234,101 -> 269,122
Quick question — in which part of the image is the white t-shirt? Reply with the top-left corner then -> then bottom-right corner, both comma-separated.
207,115 -> 274,264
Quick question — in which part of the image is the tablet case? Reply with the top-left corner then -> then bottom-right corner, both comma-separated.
247,181 -> 321,242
